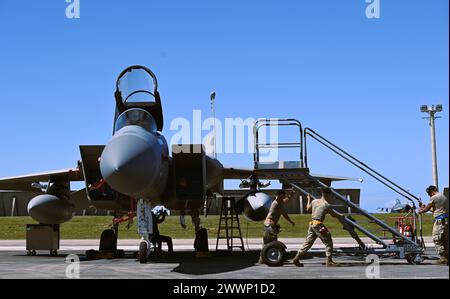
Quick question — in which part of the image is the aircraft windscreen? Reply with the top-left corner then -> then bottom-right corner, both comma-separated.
115,108 -> 157,133
117,68 -> 157,104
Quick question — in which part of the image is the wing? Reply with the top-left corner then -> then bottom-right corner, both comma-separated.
307,173 -> 361,187
222,166 -> 253,179
310,173 -> 362,182
0,168 -> 83,192
222,166 -> 360,184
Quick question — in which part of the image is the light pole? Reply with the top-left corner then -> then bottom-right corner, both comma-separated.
210,91 -> 217,158
420,104 -> 443,189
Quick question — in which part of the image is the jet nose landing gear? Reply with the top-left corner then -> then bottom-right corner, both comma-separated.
139,241 -> 150,264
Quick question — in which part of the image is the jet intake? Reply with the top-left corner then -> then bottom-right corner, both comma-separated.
27,194 -> 74,224
172,144 -> 206,201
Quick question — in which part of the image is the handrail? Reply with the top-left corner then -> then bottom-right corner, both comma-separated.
304,128 -> 422,207
281,179 -> 389,247
304,174 -> 419,246
253,119 -> 304,168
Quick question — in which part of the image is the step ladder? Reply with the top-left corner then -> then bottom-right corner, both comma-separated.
215,197 -> 245,252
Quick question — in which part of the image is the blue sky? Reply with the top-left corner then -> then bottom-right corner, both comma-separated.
0,0 -> 448,212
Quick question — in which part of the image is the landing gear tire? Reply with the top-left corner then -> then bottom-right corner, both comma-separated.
194,228 -> 209,252
261,241 -> 287,267
86,249 -> 97,260
139,242 -> 148,264
406,254 -> 423,265
99,229 -> 118,253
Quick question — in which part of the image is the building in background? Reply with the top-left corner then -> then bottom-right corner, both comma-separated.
3,187 -> 448,217
214,189 -> 361,215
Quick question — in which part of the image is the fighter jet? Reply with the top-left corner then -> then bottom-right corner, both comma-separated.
0,65 -> 356,262
379,199 -> 412,214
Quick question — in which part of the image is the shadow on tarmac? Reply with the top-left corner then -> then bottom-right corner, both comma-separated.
160,251 -> 259,275
13,249 -> 437,274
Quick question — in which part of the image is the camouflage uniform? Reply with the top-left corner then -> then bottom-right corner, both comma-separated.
262,200 -> 284,244
297,198 -> 339,258
259,200 -> 287,263
263,223 -> 280,244
430,193 -> 449,261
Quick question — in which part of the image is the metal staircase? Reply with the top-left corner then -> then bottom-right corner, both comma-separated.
303,128 -> 423,206
302,127 -> 425,250
252,118 -> 425,261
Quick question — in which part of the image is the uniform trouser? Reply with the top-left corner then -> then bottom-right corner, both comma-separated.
432,219 -> 449,260
263,224 -> 280,244
151,234 -> 174,253
259,224 -> 280,261
298,224 -> 333,257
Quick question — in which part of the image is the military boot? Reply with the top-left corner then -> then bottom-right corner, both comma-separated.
326,257 -> 338,267
292,252 -> 305,267
432,257 -> 449,265
258,256 -> 264,264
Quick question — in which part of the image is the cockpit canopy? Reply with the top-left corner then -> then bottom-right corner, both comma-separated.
114,65 -> 164,132
116,67 -> 158,104
114,108 -> 157,134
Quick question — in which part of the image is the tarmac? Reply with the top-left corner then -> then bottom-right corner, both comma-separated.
0,238 -> 448,279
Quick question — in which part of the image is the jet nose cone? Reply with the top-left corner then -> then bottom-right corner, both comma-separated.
100,133 -> 157,195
